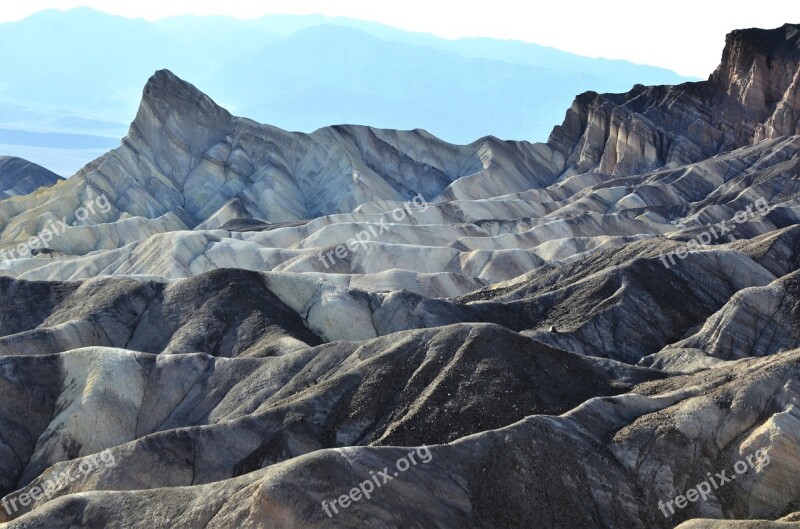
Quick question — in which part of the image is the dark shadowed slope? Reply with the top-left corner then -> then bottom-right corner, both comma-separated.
0,157 -> 62,199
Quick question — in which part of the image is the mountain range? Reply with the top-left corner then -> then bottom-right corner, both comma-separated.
0,19 -> 798,529
0,8 -> 692,175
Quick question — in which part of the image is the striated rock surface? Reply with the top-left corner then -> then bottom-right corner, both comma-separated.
549,24 -> 800,177
1,22 -> 800,529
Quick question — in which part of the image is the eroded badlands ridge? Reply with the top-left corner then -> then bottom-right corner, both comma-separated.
0,23 -> 799,529
0,157 -> 62,200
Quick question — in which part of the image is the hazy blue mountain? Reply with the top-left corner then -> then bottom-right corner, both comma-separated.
0,8 -> 695,175
281,15 -> 687,85
202,24 -> 614,141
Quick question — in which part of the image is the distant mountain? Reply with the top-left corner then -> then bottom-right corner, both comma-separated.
0,8 -> 693,175
0,156 -> 62,199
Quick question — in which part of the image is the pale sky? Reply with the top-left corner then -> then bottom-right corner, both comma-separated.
1,0 -> 797,77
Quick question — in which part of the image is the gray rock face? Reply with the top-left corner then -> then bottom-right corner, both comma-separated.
4,349 -> 800,529
0,269 -> 321,358
1,22 -> 800,529
85,69 -> 560,225
0,321 -> 663,521
548,24 -> 800,177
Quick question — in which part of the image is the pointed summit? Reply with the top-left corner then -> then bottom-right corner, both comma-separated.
129,70 -> 233,160
140,69 -> 230,120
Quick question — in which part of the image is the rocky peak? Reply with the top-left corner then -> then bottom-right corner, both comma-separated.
710,24 -> 800,112
128,69 -> 233,162
139,69 -> 231,124
548,23 -> 800,177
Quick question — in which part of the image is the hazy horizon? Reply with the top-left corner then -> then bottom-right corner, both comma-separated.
1,1 -> 797,77
0,8 -> 700,174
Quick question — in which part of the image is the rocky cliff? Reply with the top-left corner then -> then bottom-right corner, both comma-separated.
549,23 -> 800,176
